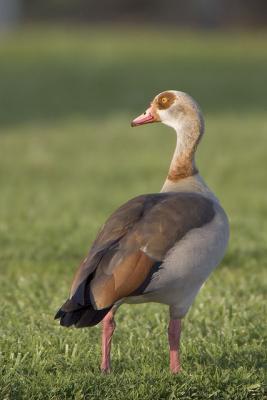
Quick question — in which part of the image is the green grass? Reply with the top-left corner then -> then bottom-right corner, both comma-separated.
0,27 -> 266,399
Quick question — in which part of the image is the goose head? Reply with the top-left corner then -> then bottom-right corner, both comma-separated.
131,90 -> 204,142
131,90 -> 206,184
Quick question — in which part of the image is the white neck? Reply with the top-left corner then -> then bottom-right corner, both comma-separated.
169,126 -> 189,167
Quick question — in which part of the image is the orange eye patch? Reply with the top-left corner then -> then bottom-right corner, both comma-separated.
156,92 -> 176,110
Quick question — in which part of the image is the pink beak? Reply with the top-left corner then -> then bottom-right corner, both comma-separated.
131,107 -> 157,127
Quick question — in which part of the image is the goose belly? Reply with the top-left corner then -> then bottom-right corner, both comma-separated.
125,204 -> 229,317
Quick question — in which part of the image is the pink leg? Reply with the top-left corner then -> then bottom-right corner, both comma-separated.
100,310 -> 116,373
168,319 -> 182,374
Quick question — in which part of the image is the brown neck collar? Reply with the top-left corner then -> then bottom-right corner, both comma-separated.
167,149 -> 198,182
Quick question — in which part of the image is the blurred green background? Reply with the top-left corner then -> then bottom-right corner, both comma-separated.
0,2 -> 266,400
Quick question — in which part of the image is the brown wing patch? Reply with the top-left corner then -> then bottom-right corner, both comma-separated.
69,195 -> 148,299
156,91 -> 176,110
90,250 -> 154,309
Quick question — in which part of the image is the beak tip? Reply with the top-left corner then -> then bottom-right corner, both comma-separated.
131,121 -> 136,127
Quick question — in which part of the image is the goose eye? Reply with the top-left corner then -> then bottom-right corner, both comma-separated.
161,97 -> 168,104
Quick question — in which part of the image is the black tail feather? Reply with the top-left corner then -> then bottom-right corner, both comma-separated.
55,277 -> 111,328
75,307 -> 111,328
55,298 -> 111,328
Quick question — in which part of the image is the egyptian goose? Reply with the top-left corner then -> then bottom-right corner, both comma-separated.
55,90 -> 229,374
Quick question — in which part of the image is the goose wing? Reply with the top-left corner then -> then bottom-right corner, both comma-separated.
56,192 -> 214,327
